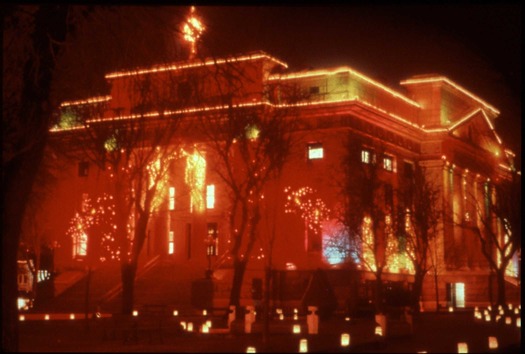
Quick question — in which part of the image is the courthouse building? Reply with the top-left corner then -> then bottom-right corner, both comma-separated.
39,49 -> 519,311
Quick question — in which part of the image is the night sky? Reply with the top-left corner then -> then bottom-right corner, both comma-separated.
196,5 -> 521,160
56,4 -> 521,161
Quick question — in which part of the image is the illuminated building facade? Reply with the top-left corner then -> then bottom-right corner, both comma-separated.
42,50 -> 519,311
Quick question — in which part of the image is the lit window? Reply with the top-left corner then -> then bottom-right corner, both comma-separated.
185,151 -> 206,213
169,187 -> 175,210
286,262 -> 297,270
73,231 -> 88,258
37,270 -> 50,283
447,282 -> 465,308
206,185 -> 215,209
455,283 -> 465,308
307,143 -> 323,160
168,231 -> 174,255
383,156 -> 393,172
361,149 -> 372,164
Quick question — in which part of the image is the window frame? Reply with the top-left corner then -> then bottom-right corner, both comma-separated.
307,142 -> 324,160
361,149 -> 372,164
206,184 -> 215,209
383,154 -> 394,172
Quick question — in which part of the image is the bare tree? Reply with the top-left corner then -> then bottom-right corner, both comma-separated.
55,69 -> 188,314
203,106 -> 294,307
394,163 -> 441,314
339,137 -> 396,315
2,5 -> 72,350
18,153 -> 62,308
463,170 -> 521,307
194,60 -> 297,308
45,5 -> 194,316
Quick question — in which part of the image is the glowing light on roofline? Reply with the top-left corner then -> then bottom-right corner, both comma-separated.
480,110 -> 502,144
444,108 -> 507,159
49,125 -> 88,132
60,95 -> 112,107
269,67 -> 421,108
498,163 -> 512,172
357,100 -> 426,130
447,109 -> 482,131
400,76 -> 500,115
447,108 -> 503,145
50,102 -> 277,131
84,101 -> 274,124
51,97 -> 450,134
105,53 -> 288,79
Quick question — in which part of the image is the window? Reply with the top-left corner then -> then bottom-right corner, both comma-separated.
78,161 -> 89,177
361,149 -> 372,164
446,282 -> 465,308
306,223 -> 322,252
73,231 -> 88,258
73,194 -> 90,259
186,223 -> 192,259
168,231 -> 174,255
206,223 -> 218,256
206,185 -> 215,209
309,86 -> 320,95
307,143 -> 324,160
383,155 -> 393,172
403,161 -> 413,179
169,187 -> 175,211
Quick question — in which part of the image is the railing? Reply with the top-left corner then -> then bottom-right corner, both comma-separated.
99,255 -> 161,303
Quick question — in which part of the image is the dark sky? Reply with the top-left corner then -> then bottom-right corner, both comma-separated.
55,5 -> 521,159
196,5 -> 521,158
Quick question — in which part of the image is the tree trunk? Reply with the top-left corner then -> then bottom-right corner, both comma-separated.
3,134 -> 48,352
412,271 -> 424,314
433,267 -> 439,311
495,268 -> 506,308
84,267 -> 92,331
262,266 -> 271,345
374,274 -> 384,314
1,181 -> 25,352
121,262 -> 137,315
3,5 -> 69,348
229,259 -> 248,310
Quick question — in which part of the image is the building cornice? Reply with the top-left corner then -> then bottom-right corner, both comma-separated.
104,51 -> 288,79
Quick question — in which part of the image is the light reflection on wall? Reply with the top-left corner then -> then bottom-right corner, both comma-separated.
66,193 -> 118,261
185,149 -> 206,213
361,216 -> 377,272
284,186 -> 331,251
147,157 -> 170,212
321,219 -> 351,265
